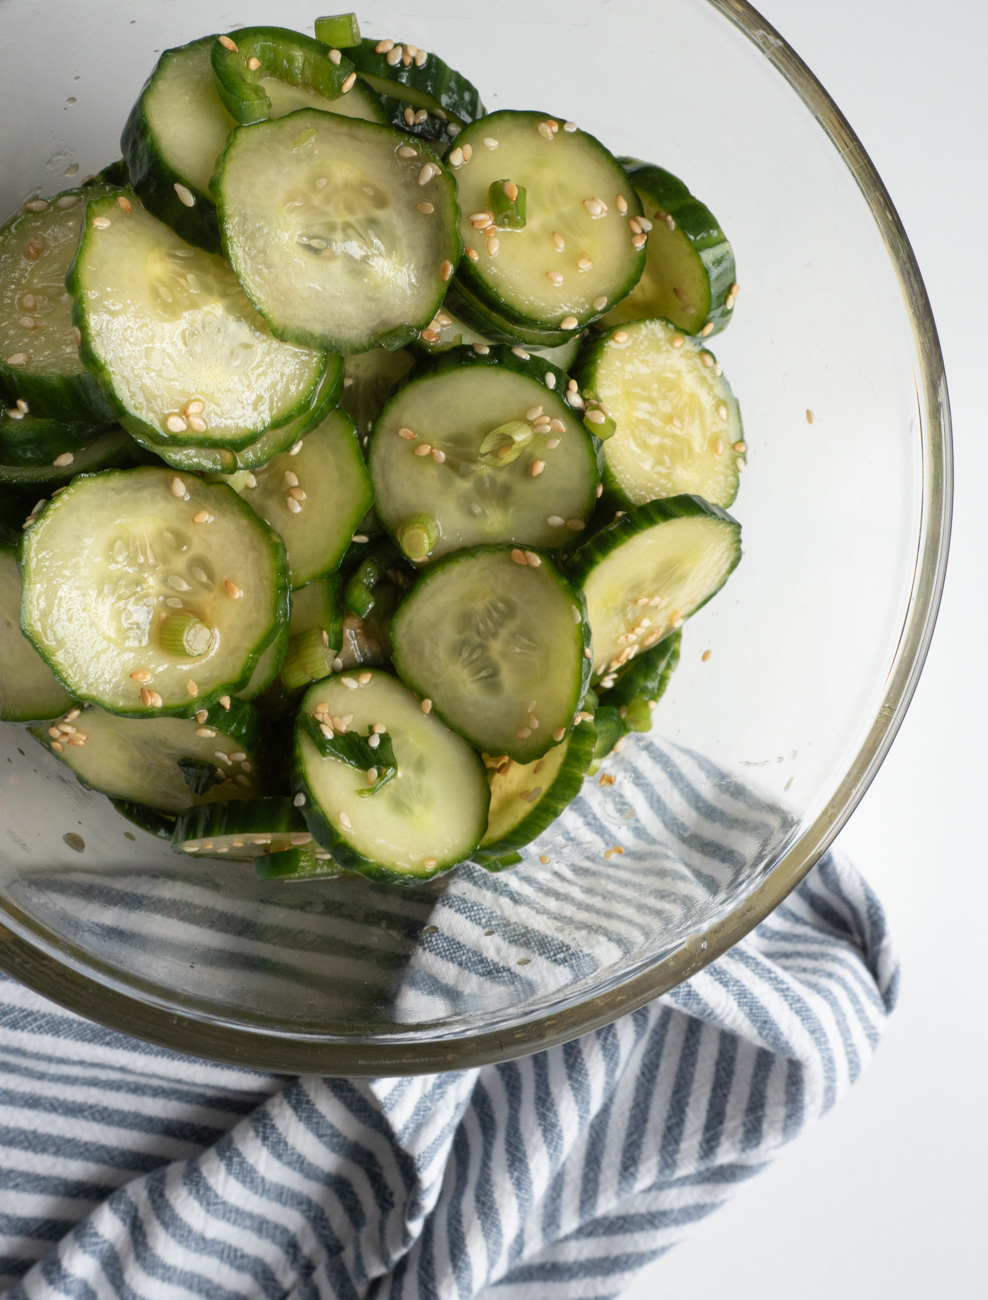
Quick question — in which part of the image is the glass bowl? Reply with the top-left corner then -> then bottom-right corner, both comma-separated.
0,0 -> 950,1073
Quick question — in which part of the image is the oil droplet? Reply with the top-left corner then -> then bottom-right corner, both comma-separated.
63,832 -> 85,853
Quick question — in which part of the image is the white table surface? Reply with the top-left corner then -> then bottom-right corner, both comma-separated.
622,1 -> 988,1296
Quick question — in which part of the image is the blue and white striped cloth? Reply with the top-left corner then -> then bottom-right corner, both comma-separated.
0,834 -> 897,1299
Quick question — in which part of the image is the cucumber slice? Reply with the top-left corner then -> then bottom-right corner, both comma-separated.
21,466 -> 289,715
0,489 -> 26,544
294,671 -> 489,880
111,799 -> 177,840
567,496 -> 741,679
0,423 -> 138,492
444,278 -> 575,349
391,545 -> 591,763
0,546 -> 74,721
259,73 -> 386,124
237,621 -> 289,700
122,37 -> 237,253
576,318 -> 744,509
340,346 -> 414,440
344,38 -> 485,127
603,161 -> 737,337
30,698 -> 263,815
215,111 -> 462,354
477,717 -> 596,857
68,190 -> 328,455
172,796 -> 311,858
255,843 -> 345,880
158,357 -> 343,475
211,27 -> 356,125
369,346 -> 599,562
0,187 -> 117,424
416,304 -> 584,371
275,573 -> 346,692
450,112 -> 645,336
239,408 -> 373,587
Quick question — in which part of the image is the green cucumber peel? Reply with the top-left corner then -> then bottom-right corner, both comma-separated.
212,27 -> 356,125
177,757 -> 225,796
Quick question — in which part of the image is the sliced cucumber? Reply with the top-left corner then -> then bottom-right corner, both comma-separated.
215,110 -> 461,354
239,408 -> 373,587
30,697 -> 263,815
260,73 -> 386,124
603,161 -> 737,337
111,799 -> 177,840
369,346 -> 598,561
237,621 -> 289,700
597,628 -> 681,702
340,346 -> 414,440
567,496 -> 741,679
576,318 -> 744,509
122,37 -> 237,252
0,423 -> 138,492
477,717 -> 596,858
0,187 -> 117,424
211,27 -> 356,125
391,545 -> 591,763
0,546 -> 74,721
450,112 -> 645,336
416,304 -> 584,371
444,277 -> 575,349
344,38 -> 484,127
21,466 -> 289,715
172,796 -> 310,858
0,407 -> 110,468
294,670 -> 489,880
68,190 -> 329,456
275,573 -> 346,692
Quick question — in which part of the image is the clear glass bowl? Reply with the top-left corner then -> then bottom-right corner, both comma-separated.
0,0 -> 950,1073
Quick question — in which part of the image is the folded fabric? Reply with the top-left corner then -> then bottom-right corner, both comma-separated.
0,846 -> 897,1299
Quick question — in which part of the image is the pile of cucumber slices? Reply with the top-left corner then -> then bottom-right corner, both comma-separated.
0,14 -> 744,882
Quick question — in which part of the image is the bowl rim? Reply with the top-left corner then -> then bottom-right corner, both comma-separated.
0,0 -> 952,1075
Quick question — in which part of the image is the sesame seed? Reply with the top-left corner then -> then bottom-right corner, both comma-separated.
293,792 -> 306,807
116,195 -> 132,215
140,688 -> 163,708
585,409 -> 606,426
487,236 -> 500,256
339,811 -> 353,829
165,414 -> 188,433
447,147 -> 464,167
700,351 -> 714,368
545,437 -> 560,450
582,197 -> 607,217
187,416 -> 207,433
420,328 -> 440,343
415,48 -> 427,67
421,698 -> 433,715
546,270 -> 564,285
247,54 -> 262,70
5,352 -> 28,366
530,459 -> 546,477
24,200 -> 48,212
331,657 -> 344,672
413,443 -> 432,456
130,669 -> 152,682
375,38 -> 395,53
398,144 -> 418,158
593,296 -> 607,312
473,343 -> 490,354
713,437 -> 724,456
170,476 -> 187,498
195,727 -> 215,739
416,200 -> 434,214
386,45 -> 402,65
511,347 -> 530,360
398,427 -> 417,441
90,215 -> 112,229
731,282 -> 740,296
465,246 -> 479,261
629,218 -> 643,234
173,182 -> 195,208
218,34 -> 238,51
287,497 -> 302,514
612,330 -> 629,345
700,321 -> 715,337
431,447 -> 446,463
733,441 -> 747,453
50,451 -> 75,468
66,735 -> 87,747
631,232 -> 647,249
341,71 -> 356,92
516,727 -> 532,739
414,109 -> 428,124
418,163 -> 436,185
714,362 -> 723,376
440,259 -> 453,282
547,515 -> 565,527
576,255 -> 593,272
670,335 -> 685,349
224,580 -> 242,599
342,676 -> 358,689
510,549 -> 528,565
524,551 -> 541,567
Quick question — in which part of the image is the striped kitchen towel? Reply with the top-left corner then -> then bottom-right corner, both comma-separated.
0,844 -> 897,1299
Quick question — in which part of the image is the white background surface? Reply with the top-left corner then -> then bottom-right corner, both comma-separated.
623,1 -> 988,1296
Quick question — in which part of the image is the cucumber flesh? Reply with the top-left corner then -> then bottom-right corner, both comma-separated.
68,191 -> 327,453
578,318 -> 743,509
172,796 -> 310,858
568,496 -> 741,678
215,111 -> 462,354
369,348 -> 598,560
295,670 -> 489,879
340,346 -> 414,441
0,426 -> 138,491
255,843 -> 345,880
31,698 -> 263,815
20,467 -> 289,715
391,545 -> 591,763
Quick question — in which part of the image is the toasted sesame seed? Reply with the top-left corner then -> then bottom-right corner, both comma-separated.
293,792 -> 306,807
582,197 -> 606,217
140,688 -> 163,708
440,259 -> 453,282
224,580 -> 242,599
527,458 -> 546,478
386,45 -> 402,65
465,246 -> 479,261
49,451 -> 75,469
413,443 -> 432,456
375,38 -> 395,53
398,144 -> 418,158
246,54 -> 262,70
418,163 -> 436,185
631,232 -> 647,249
546,269 -> 564,286
416,200 -> 434,214
66,734 -> 86,747
560,316 -> 579,332
516,727 -> 532,739
342,676 -> 359,690
713,437 -> 724,456
431,447 -> 446,463
24,200 -> 48,212
472,342 -> 490,355
447,147 -> 464,167
165,414 -> 188,433
487,235 -> 500,256
170,476 -> 187,498
670,335 -> 685,349
340,70 -> 356,91
331,656 -> 344,672
584,409 -> 605,427
286,497 -> 302,514
524,551 -> 542,567
733,441 -> 747,453
5,351 -> 28,366
244,472 -> 257,487
510,549 -> 528,566
511,347 -> 530,360
130,669 -> 152,683
415,48 -> 428,67
90,215 -> 112,229
172,182 -> 195,208
700,321 -> 714,337
420,328 -> 440,343
700,351 -> 714,368
339,811 -> 353,829
629,218 -> 643,234
218,33 -> 238,51
562,120 -> 578,133
398,427 -> 417,441
714,362 -> 723,376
